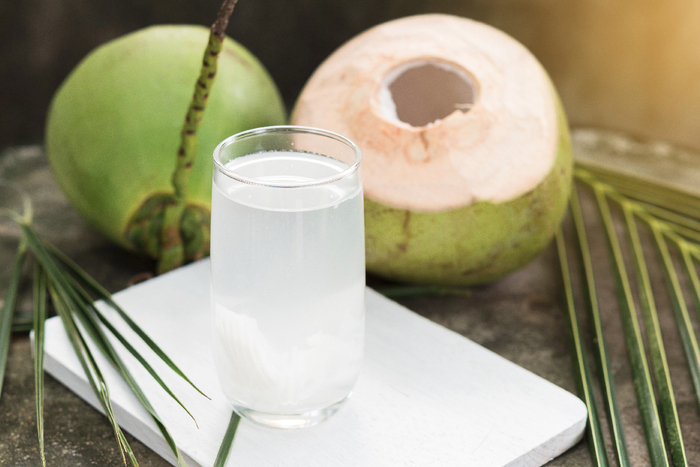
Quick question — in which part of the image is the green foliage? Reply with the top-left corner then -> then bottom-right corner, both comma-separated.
559,164 -> 700,466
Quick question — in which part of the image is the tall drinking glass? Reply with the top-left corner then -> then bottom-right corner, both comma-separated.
210,126 -> 365,429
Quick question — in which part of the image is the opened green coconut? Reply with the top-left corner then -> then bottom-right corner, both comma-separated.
292,14 -> 572,286
46,25 -> 286,261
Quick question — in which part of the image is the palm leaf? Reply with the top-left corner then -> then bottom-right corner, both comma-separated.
569,187 -> 630,466
49,282 -> 137,466
577,163 -> 700,220
0,239 -> 27,399
678,243 -> 700,408
49,243 -> 208,400
555,228 -> 610,467
577,174 -> 669,466
570,150 -> 700,466
634,201 -> 700,237
214,412 -> 241,467
66,290 -> 190,466
619,202 -> 686,467
32,263 -> 48,466
577,164 -> 700,413
62,270 -> 200,427
651,227 -> 700,414
18,223 -> 190,466
89,301 -> 200,428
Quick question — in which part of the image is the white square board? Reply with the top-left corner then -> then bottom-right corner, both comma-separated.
42,259 -> 587,466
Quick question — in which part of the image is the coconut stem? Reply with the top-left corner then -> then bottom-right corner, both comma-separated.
157,0 -> 239,274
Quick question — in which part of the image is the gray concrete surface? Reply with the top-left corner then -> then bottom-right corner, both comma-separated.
2,140 -> 700,465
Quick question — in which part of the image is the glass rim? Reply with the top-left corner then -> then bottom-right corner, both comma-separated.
212,125 -> 362,188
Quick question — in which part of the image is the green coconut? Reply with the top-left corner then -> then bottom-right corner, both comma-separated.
46,25 -> 286,260
292,14 -> 572,286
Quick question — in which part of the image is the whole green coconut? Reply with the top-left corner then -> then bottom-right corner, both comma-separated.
292,14 -> 572,286
46,25 -> 286,260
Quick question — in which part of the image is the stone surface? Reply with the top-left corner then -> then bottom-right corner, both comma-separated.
2,137 -> 700,465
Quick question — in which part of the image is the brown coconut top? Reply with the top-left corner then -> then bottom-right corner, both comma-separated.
291,14 -> 560,212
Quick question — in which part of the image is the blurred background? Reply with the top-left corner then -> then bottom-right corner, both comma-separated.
2,0 -> 700,153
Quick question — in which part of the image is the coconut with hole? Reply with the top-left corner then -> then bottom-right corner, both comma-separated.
292,14 -> 573,286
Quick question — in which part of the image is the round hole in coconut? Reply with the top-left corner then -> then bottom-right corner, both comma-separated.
379,59 -> 477,127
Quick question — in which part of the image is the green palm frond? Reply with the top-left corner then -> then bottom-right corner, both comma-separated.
1,184 -> 207,466
564,158 -> 700,466
589,179 -> 669,466
214,412 -> 242,467
555,228 -> 611,467
568,187 -> 630,466
621,202 -> 686,467
24,219 -> 194,467
0,237 -> 27,400
32,263 -> 48,466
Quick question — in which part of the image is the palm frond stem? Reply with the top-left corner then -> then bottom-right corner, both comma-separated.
620,203 -> 687,467
555,228 -> 610,467
569,186 -> 630,466
588,181 -> 669,466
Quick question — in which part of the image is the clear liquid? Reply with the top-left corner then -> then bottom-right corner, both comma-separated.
210,151 -> 365,418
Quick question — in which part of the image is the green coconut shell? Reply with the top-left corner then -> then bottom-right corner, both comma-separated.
292,14 -> 573,286
364,104 -> 572,286
45,25 -> 286,255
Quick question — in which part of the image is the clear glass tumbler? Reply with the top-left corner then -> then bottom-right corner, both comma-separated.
210,126 -> 365,429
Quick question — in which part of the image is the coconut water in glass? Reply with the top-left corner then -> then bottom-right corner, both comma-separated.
210,126 -> 365,429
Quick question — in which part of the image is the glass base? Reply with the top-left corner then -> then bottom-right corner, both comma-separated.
231,394 -> 350,429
